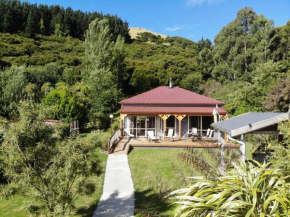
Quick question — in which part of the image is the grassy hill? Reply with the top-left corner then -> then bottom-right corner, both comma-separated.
129,27 -> 168,39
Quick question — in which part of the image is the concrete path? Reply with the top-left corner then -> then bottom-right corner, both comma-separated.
112,138 -> 131,155
93,154 -> 134,217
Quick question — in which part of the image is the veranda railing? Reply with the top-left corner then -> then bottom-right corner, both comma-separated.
107,128 -> 121,154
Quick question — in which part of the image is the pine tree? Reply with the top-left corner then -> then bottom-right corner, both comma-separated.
2,14 -> 10,33
40,18 -> 45,34
25,11 -> 34,37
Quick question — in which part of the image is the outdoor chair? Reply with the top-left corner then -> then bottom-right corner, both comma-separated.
147,130 -> 159,143
190,128 -> 202,141
200,129 -> 218,146
124,129 -> 135,138
203,129 -> 214,139
165,128 -> 175,141
203,128 -> 211,138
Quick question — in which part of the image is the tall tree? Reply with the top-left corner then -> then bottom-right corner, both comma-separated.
213,7 -> 257,81
39,18 -> 45,34
25,10 -> 35,37
275,21 -> 290,61
250,14 -> 275,67
196,38 -> 214,80
84,18 -> 125,114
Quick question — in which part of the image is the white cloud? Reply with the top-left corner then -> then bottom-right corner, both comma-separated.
165,24 -> 200,32
165,26 -> 182,32
187,34 -> 195,38
186,0 -> 226,7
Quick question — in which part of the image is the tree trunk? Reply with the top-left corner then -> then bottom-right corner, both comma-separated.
244,41 -> 248,73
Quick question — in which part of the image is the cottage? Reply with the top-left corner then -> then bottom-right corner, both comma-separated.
119,83 -> 227,139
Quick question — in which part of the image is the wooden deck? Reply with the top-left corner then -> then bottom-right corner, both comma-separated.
111,137 -> 240,155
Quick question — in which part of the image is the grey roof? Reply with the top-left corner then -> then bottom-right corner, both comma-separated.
211,112 -> 290,137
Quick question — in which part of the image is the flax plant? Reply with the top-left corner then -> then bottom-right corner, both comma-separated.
170,161 -> 290,217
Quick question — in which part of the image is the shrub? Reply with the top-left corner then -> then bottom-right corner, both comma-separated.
170,161 -> 290,217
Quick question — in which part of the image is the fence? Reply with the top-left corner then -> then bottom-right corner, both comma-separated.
70,120 -> 79,139
108,128 -> 121,153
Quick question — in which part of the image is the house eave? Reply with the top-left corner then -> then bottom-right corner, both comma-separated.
212,112 -> 289,137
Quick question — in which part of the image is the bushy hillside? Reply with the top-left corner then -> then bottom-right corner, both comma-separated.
0,33 -> 83,70
124,35 -> 200,94
0,31 -> 201,97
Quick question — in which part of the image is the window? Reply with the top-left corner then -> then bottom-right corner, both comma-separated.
189,116 -> 200,129
125,115 -> 156,137
202,116 -> 213,130
137,116 -> 146,136
189,116 -> 214,134
147,117 -> 155,128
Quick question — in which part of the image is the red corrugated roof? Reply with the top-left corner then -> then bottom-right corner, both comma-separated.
119,86 -> 224,105
121,106 -> 227,115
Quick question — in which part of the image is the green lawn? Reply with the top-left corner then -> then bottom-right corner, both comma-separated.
128,149 -> 195,216
0,148 -> 108,217
128,146 -> 253,216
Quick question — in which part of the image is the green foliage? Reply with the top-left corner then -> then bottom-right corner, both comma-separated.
0,0 -> 130,40
28,63 -> 62,86
270,121 -> 290,176
0,33 -> 84,68
54,23 -> 64,37
25,11 -> 35,37
43,82 -> 90,123
273,21 -> 290,61
196,38 -> 214,80
135,32 -> 164,44
210,61 -> 284,115
0,66 -> 28,118
84,18 -> 124,114
170,161 -> 290,217
263,75 -> 290,112
180,72 -> 203,93
125,37 -> 199,94
213,7 -> 277,82
0,64 -> 83,119
0,104 -> 102,216
62,67 -> 81,86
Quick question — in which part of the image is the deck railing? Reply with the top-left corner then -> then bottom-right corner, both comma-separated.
108,128 -> 121,153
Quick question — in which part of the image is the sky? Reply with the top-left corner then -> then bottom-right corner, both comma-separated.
24,0 -> 290,42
